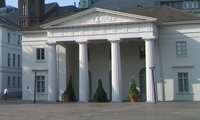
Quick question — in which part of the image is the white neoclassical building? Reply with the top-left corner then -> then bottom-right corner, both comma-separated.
22,6 -> 200,102
0,17 -> 22,98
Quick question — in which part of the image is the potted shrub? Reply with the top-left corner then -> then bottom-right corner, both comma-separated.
128,79 -> 139,102
94,79 -> 108,102
62,76 -> 75,102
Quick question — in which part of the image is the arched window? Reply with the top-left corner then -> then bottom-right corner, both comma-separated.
22,0 -> 27,16
30,0 -> 35,15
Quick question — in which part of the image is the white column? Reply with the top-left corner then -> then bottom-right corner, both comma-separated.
145,39 -> 155,103
110,40 -> 122,102
78,42 -> 89,102
47,43 -> 57,102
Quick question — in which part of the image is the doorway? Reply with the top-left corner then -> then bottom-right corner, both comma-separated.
139,68 -> 146,101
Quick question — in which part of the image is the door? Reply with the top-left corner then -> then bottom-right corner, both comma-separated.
139,68 -> 146,101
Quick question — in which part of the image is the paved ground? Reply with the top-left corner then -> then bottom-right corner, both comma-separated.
0,100 -> 199,120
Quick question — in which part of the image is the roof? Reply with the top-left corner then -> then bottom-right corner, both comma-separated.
119,6 -> 200,23
0,15 -> 19,29
0,10 -> 18,25
91,0 -> 187,9
21,5 -> 80,31
24,6 -> 200,31
0,6 -> 18,27
92,0 -> 157,9
46,5 -> 79,20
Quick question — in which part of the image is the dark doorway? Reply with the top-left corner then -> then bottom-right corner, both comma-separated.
139,68 -> 146,101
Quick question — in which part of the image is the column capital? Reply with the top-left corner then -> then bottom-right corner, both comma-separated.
143,38 -> 156,42
109,39 -> 121,43
76,41 -> 88,44
46,41 -> 57,45
76,40 -> 88,44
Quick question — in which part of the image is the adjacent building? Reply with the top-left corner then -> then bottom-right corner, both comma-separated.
79,0 -> 200,16
0,16 -> 22,98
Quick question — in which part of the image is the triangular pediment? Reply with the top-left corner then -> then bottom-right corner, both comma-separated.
41,8 -> 157,29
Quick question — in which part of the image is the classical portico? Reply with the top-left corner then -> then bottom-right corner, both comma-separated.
42,8 -> 158,103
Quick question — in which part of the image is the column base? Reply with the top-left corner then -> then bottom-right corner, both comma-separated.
111,100 -> 122,103
78,100 -> 89,103
146,100 -> 157,104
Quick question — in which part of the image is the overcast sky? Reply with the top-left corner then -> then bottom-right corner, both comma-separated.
6,0 -> 79,7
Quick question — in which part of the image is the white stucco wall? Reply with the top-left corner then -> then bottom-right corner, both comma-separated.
159,23 -> 200,101
0,27 -> 22,98
22,32 -> 48,101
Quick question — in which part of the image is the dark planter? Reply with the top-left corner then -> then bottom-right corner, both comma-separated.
129,94 -> 137,102
63,94 -> 70,102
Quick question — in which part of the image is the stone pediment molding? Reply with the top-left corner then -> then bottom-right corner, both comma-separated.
41,7 -> 157,29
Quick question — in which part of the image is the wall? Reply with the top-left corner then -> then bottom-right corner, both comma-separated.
159,23 -> 200,101
0,27 -> 22,98
22,32 -> 48,101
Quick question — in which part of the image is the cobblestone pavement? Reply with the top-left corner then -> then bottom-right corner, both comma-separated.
0,100 -> 199,120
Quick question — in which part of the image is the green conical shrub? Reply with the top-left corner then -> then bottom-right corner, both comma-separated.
62,77 -> 75,102
94,79 -> 108,102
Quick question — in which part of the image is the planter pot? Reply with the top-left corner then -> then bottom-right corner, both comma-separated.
63,94 -> 70,102
129,94 -> 137,102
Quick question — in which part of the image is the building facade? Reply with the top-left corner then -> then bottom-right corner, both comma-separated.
0,17 -> 22,98
79,0 -> 95,9
21,6 -> 200,102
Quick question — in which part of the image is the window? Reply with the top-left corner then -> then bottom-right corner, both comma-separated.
83,0 -> 86,8
91,0 -> 94,5
161,1 -> 176,8
8,77 -> 11,88
8,53 -> 10,67
18,77 -> 21,88
37,75 -> 45,93
36,48 -> 45,60
176,41 -> 187,56
13,54 -> 15,67
178,72 -> 189,92
183,1 -> 199,9
139,46 -> 145,59
13,77 -> 15,88
17,35 -> 21,45
88,48 -> 90,61
193,1 -> 199,8
18,55 -> 20,68
30,0 -> 35,16
8,33 -> 10,43
22,0 -> 27,16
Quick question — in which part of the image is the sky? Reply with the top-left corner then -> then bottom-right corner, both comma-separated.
6,0 -> 80,7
